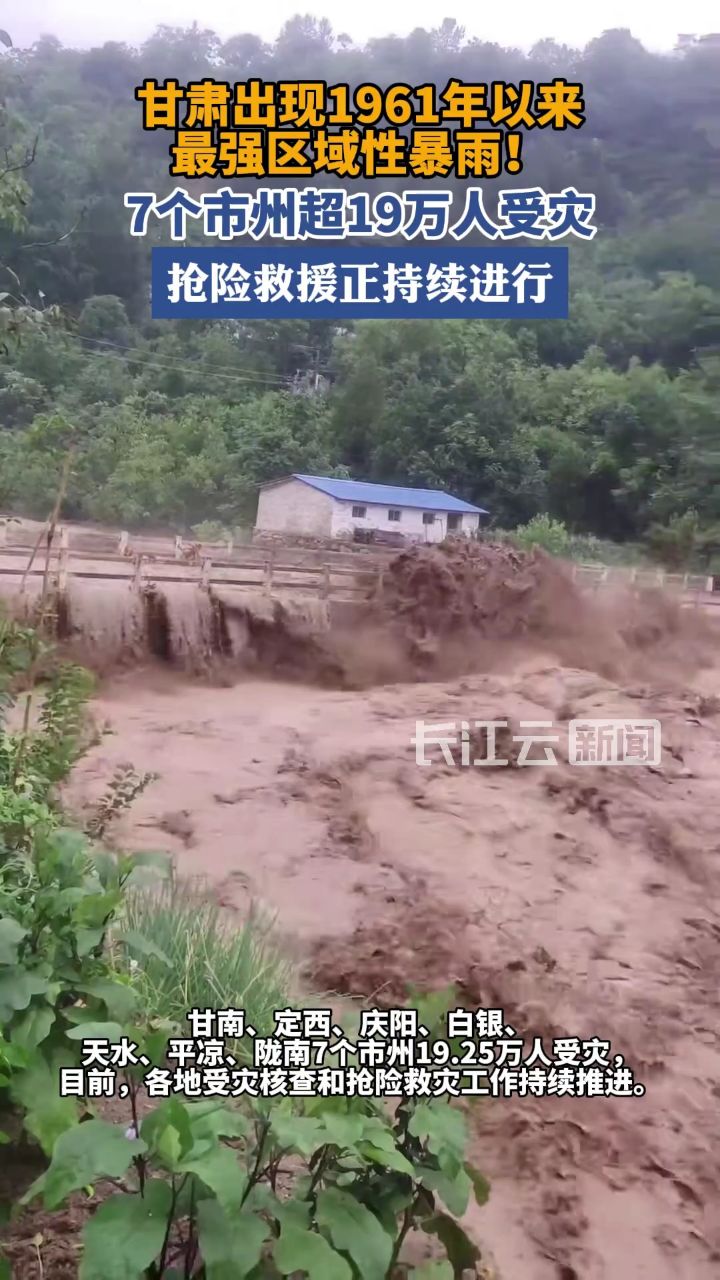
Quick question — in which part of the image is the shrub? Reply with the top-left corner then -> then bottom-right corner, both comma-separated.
0,611 -> 168,1158
513,513 -> 571,556
644,510 -> 699,569
191,520 -> 230,543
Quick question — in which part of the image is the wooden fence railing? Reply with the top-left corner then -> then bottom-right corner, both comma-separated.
0,539 -> 376,602
0,528 -> 718,610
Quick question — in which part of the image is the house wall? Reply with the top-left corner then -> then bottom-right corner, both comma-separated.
255,479 -> 334,536
330,501 -> 480,542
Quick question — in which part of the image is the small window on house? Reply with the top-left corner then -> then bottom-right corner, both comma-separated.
422,513 -> 435,525
388,509 -> 401,522
352,505 -> 367,518
447,513 -> 462,532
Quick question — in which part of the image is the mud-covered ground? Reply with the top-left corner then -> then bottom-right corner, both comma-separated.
64,629 -> 720,1280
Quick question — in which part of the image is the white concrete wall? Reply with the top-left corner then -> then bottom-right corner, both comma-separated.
255,478 -> 334,536
330,501 -> 480,542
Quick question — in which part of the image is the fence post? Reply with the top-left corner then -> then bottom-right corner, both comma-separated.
263,554 -> 274,596
58,526 -> 70,591
226,536 -> 233,556
200,557 -> 212,590
321,563 -> 330,598
133,555 -> 145,591
174,535 -> 183,561
119,530 -> 129,555
0,520 -> 6,547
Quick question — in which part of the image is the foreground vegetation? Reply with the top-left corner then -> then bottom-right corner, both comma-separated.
0,613 -> 489,1277
0,24 -> 719,562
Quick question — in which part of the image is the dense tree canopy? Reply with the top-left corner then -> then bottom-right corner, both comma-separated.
0,21 -> 719,560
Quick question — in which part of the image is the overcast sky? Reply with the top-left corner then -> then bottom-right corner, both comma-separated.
8,1 -> 720,53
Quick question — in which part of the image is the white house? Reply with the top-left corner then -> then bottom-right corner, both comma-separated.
254,474 -> 488,544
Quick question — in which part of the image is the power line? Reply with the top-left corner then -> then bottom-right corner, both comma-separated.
68,335 -> 300,390
73,333 -> 294,385
76,332 -> 334,379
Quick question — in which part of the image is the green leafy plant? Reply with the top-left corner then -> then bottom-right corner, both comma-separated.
85,765 -> 159,840
513,514 -> 572,557
19,993 -> 490,1280
0,613 -> 168,1155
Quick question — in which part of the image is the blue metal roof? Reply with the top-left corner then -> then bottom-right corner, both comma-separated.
292,474 -> 488,515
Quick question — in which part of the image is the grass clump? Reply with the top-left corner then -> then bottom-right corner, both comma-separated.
118,872 -> 294,1052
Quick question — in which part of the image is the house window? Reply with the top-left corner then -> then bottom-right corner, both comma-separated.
352,505 -> 367,518
388,509 -> 401,522
447,513 -> 462,532
422,513 -> 435,525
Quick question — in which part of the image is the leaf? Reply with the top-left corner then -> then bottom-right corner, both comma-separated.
274,1227 -> 351,1280
74,890 -> 122,930
421,1214 -> 480,1278
9,1046 -> 70,1108
319,1113 -> 364,1149
408,1103 -> 467,1165
274,1197 -> 311,1233
120,851 -> 171,884
0,1254 -> 9,1280
0,30 -> 12,48
117,930 -> 171,966
417,1165 -> 471,1218
355,1120 -> 395,1152
358,1142 -> 414,1176
92,850 -> 121,890
79,979 -> 138,1022
137,1021 -> 175,1068
465,1162 -> 490,1207
185,1100 -> 249,1144
409,987 -> 457,1037
367,1182 -> 414,1236
11,1004 -> 55,1049
0,917 -> 27,964
316,1188 -> 393,1280
180,1146 -> 247,1210
79,1182 -> 172,1280
270,1114 -> 326,1158
66,1021 -> 124,1042
23,1120 -> 146,1210
75,928 -> 104,957
0,970 -> 49,1017
197,1199 -> 270,1279
24,1095 -> 79,1157
141,1099 -> 194,1165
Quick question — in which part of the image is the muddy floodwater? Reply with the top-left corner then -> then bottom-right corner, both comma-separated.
65,637 -> 720,1280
